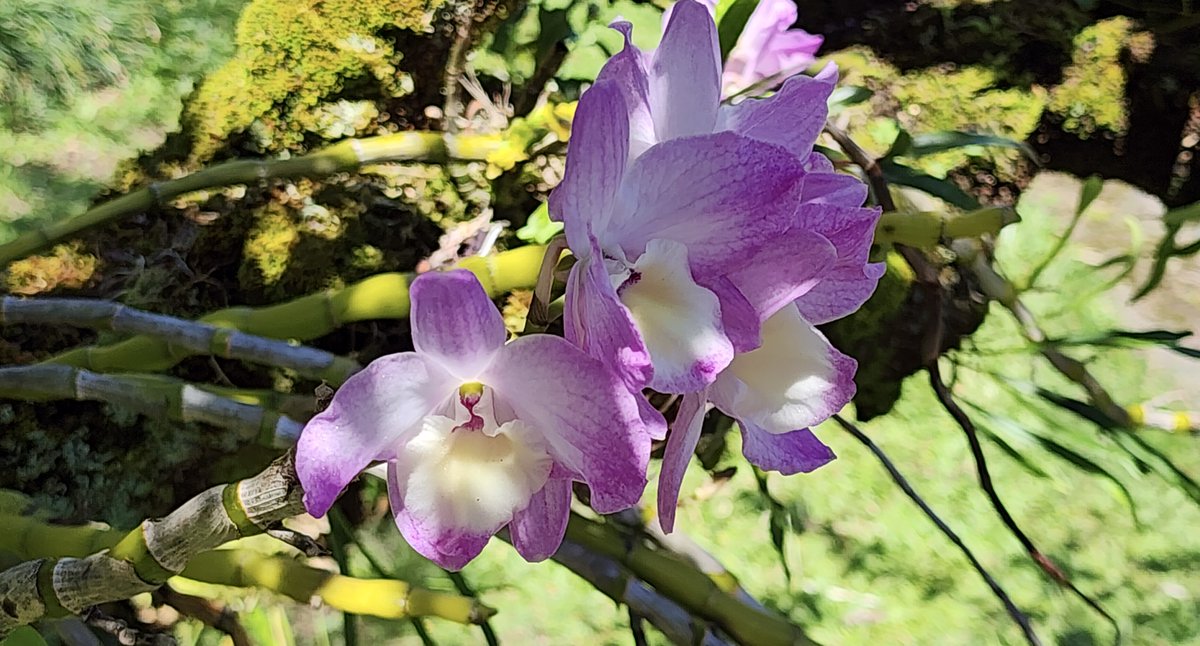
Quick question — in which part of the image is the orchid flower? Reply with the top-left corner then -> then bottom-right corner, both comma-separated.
550,79 -> 808,402
557,0 -> 885,530
684,0 -> 823,97
295,270 -> 650,569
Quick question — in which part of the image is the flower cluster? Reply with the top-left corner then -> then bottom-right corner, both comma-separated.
296,0 -> 879,569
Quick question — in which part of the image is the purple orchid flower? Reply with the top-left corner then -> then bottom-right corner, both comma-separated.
711,0 -> 823,96
550,79 -> 808,401
557,0 -> 884,531
295,270 -> 651,569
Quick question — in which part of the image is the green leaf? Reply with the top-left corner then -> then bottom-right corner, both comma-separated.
1037,389 -> 1200,507
1077,175 -> 1104,216
715,0 -> 759,61
1164,200 -> 1200,226
900,130 -> 1038,162
965,406 -> 1052,479
515,202 -> 563,244
0,627 -> 48,646
883,128 -> 914,159
971,401 -> 1140,524
752,468 -> 792,582
1043,328 -> 1199,359
878,159 -> 981,210
827,85 -> 872,115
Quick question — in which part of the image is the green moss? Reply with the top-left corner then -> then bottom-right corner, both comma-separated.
3,242 -> 97,296
350,244 -> 385,271
0,400 -> 250,526
832,48 -> 1047,180
829,19 -> 1139,180
185,0 -> 438,162
1047,17 -> 1133,136
239,202 -> 301,290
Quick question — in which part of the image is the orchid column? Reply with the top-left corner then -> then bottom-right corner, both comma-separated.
550,0 -> 882,530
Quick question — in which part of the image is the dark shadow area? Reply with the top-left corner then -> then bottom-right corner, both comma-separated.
798,0 -> 1199,206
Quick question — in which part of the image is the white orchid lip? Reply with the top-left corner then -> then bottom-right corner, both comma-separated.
615,239 -> 734,393
713,304 -> 856,433
398,384 -> 554,534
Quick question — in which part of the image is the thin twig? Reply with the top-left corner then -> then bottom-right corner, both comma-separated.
511,40 -> 570,117
411,617 -> 438,646
158,586 -> 252,646
927,366 -> 1123,643
831,415 -> 1042,645
629,607 -> 650,646
549,539 -> 732,646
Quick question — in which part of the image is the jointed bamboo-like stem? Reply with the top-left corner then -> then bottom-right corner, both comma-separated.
0,514 -> 492,625
874,207 -> 1019,248
0,452 -> 304,636
1126,404 -> 1197,433
642,518 -> 765,611
0,132 -> 509,266
183,550 -> 493,624
42,245 -> 547,381
564,515 -> 814,646
0,364 -> 302,447
1,296 -> 361,384
550,540 -> 732,646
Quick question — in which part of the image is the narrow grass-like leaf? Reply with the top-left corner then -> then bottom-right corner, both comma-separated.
752,468 -> 792,583
827,86 -> 872,115
1076,175 -> 1104,216
878,159 -> 980,210
887,130 -> 1038,161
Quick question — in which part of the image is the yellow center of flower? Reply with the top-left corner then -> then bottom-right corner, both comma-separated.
459,381 -> 485,400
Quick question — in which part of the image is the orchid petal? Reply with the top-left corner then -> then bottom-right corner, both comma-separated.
613,132 -> 804,276
792,204 -> 883,324
484,334 -> 650,514
638,394 -> 670,441
703,276 -> 762,353
408,270 -> 506,380
710,304 -> 856,433
800,171 -> 869,205
650,0 -> 721,141
387,416 -> 553,570
740,422 -> 836,475
388,462 -> 487,571
806,153 -> 835,173
598,20 -> 657,160
725,227 -> 837,323
723,5 -> 822,96
509,476 -> 573,562
563,240 -> 653,390
657,390 -> 707,532
796,262 -> 886,325
296,353 -> 455,517
619,238 -> 733,393
717,66 -> 835,160
548,80 -> 629,244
